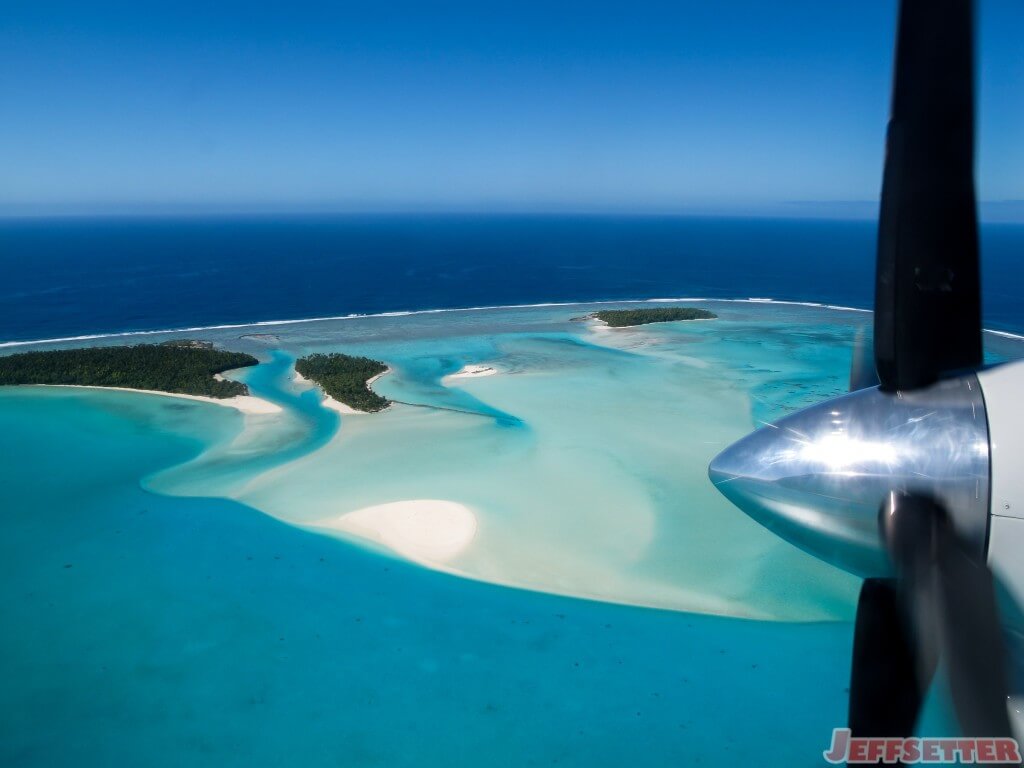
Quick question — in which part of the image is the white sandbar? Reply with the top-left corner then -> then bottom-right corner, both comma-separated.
312,499 -> 478,564
443,364 -> 498,382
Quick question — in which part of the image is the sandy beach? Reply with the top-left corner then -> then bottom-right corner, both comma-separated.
30,384 -> 282,414
319,396 -> 370,415
311,499 -> 478,564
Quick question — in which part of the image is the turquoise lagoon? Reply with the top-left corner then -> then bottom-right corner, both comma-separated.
2,300 -> 1010,766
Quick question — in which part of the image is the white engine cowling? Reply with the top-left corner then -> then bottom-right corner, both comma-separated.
978,360 -> 1024,737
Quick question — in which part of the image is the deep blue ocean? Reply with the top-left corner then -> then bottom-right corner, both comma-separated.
2,214 -> 1022,343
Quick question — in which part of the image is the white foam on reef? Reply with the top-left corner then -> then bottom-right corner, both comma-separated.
0,296 -> 879,348
5,295 -> 1018,356
649,297 -> 872,313
985,329 -> 1024,341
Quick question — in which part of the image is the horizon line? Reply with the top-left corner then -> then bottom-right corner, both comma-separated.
3,200 -> 1022,223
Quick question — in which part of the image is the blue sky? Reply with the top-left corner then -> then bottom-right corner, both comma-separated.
1,1 -> 1022,216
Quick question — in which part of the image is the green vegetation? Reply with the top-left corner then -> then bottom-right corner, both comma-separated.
591,307 -> 717,327
295,353 -> 390,413
159,339 -> 215,349
0,343 -> 258,398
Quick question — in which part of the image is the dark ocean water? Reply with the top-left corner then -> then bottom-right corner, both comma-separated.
2,214 -> 1022,342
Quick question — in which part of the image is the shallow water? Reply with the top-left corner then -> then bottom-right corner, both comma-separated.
0,387 -> 857,767
139,301 -> 878,620
1,300 -> 1007,764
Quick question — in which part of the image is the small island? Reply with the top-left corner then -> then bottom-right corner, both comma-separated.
295,353 -> 390,413
0,341 -> 259,398
587,307 -> 718,327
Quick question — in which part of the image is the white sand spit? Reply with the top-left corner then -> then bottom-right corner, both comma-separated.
314,500 -> 477,563
29,384 -> 282,414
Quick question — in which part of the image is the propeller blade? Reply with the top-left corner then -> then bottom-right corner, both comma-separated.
933,515 -> 1014,738
874,0 -> 982,391
880,491 -> 1014,739
849,577 -> 931,736
849,326 -> 880,391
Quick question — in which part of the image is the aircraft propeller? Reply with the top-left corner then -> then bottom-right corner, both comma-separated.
709,0 -> 1018,745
